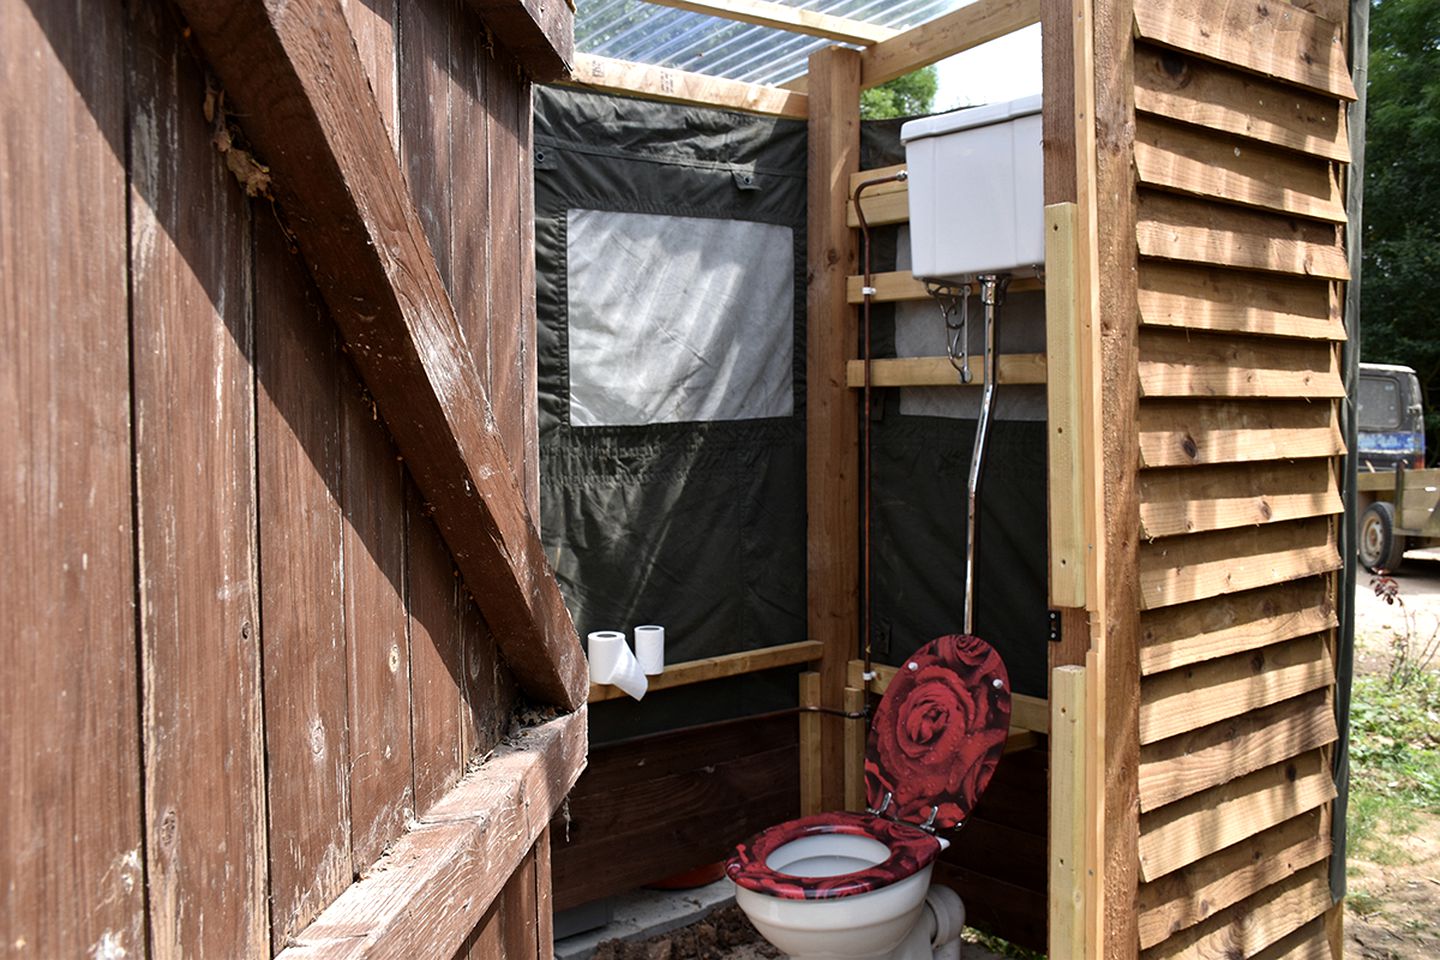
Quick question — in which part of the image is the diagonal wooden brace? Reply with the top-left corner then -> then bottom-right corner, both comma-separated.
175,0 -> 588,710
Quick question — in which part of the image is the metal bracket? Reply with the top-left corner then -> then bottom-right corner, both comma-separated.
1048,610 -> 1062,643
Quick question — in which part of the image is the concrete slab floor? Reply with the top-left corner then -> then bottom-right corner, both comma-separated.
554,880 -> 736,960
553,881 -> 1009,960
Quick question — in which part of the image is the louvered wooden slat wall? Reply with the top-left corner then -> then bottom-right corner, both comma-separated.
1127,0 -> 1355,955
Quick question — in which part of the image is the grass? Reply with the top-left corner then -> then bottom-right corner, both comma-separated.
1346,665 -> 1440,865
961,929 -> 1045,960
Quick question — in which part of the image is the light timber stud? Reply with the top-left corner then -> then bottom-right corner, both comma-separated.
806,46 -> 862,813
1050,666 -> 1090,959
844,687 -> 867,812
799,672 -> 823,816
1046,203 -> 1087,608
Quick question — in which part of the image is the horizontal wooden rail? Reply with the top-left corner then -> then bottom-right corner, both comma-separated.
279,709 -> 587,958
846,271 -> 1043,304
567,54 -> 808,119
589,640 -> 823,702
844,354 -> 1047,388
643,0 -> 898,45
860,0 -> 1041,89
847,659 -> 1049,733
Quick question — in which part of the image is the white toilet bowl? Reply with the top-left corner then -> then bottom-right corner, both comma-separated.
734,829 -> 936,960
726,634 -> 1012,960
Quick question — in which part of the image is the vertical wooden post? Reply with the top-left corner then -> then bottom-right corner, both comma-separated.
1091,0 -> 1142,948
806,45 -> 863,813
799,672 -> 824,816
1049,666 -> 1089,959
1043,0 -> 1099,949
843,686 -> 867,812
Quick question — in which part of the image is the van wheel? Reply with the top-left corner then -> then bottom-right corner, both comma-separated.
1360,501 -> 1406,573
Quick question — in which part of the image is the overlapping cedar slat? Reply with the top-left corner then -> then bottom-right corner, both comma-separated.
1250,915 -> 1332,960
1138,516 -> 1340,609
1139,459 -> 1342,537
1132,0 -> 1356,100
1134,45 -> 1350,162
1138,688 -> 1336,808
1139,861 -> 1331,959
1137,749 -> 1336,881
1138,633 -> 1333,743
1138,263 -> 1344,340
1137,809 -> 1331,948
1140,578 -> 1337,675
1128,0 -> 1353,952
1136,191 -> 1348,278
1135,117 -> 1345,222
1138,399 -> 1345,468
1137,329 -> 1343,398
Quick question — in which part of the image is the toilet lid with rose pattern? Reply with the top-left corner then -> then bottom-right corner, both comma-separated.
864,634 -> 1012,830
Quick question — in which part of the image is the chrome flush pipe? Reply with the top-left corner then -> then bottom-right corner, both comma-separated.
852,169 -> 907,689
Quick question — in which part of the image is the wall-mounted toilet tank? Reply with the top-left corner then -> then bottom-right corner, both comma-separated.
900,94 -> 1044,282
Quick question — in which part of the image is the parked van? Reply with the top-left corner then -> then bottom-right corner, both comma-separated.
1357,362 -> 1426,472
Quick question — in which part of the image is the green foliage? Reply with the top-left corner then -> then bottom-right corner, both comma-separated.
859,67 -> 939,120
1362,0 -> 1440,458
1346,668 -> 1440,872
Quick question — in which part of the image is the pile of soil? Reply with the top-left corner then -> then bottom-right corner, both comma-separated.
591,905 -> 781,960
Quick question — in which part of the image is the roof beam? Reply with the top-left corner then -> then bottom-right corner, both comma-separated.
569,53 -> 809,118
642,0 -> 899,45
174,0 -> 588,710
464,0 -> 575,81
859,0 -> 1041,88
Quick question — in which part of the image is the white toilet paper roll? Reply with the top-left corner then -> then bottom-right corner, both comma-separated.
634,625 -> 665,676
636,624 -> 668,676
587,631 -> 647,700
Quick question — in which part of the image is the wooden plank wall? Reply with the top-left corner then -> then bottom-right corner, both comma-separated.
1121,0 -> 1355,956
550,713 -> 802,910
3,1 -> 549,955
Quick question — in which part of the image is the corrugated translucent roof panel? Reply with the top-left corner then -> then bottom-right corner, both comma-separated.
576,0 -> 969,86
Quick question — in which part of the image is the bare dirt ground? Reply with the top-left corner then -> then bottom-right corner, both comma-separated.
591,904 -> 1009,960
1347,556 -> 1440,959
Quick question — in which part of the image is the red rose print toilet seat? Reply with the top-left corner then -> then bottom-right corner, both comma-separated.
725,812 -> 941,900
727,634 -> 1011,900
864,633 -> 1011,830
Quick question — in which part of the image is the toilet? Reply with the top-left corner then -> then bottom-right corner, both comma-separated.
726,634 -> 1012,960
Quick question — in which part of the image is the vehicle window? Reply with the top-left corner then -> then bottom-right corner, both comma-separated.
1359,376 -> 1401,430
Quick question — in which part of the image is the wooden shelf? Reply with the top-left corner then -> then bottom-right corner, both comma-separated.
846,271 -> 1043,305
588,639 -> 823,703
845,353 -> 1047,389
